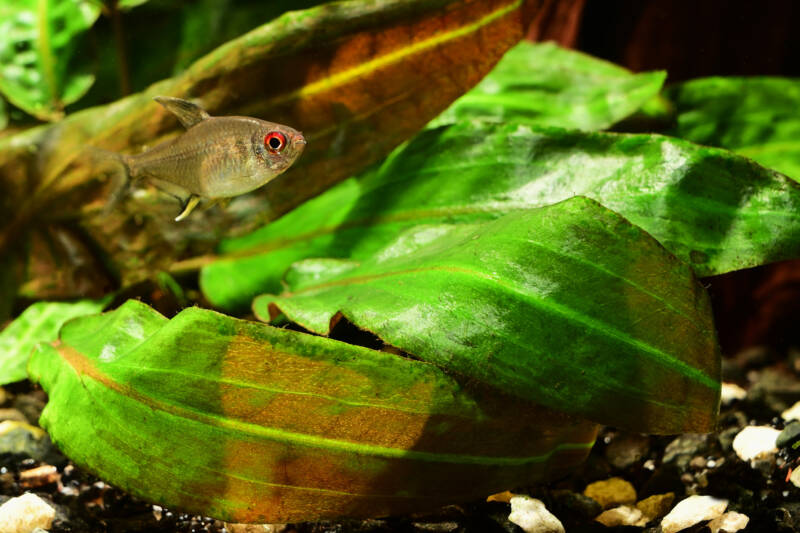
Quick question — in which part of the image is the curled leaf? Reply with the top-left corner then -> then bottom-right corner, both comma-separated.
29,300 -> 596,522
254,198 -> 721,434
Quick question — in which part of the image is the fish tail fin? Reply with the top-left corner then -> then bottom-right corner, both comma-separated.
85,147 -> 134,215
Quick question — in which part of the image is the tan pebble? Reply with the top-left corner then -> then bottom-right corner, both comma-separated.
0,492 -> 56,533
783,401 -> 800,422
486,490 -> 515,503
636,492 -> 675,521
789,467 -> 800,488
732,426 -> 780,462
508,495 -> 565,533
0,408 -> 27,423
594,505 -> 642,527
720,382 -> 747,405
708,511 -> 749,533
583,477 -> 637,509
19,464 -> 60,489
689,456 -> 707,470
661,495 -> 728,533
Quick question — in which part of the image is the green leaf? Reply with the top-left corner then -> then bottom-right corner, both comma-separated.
201,121 -> 800,310
29,300 -> 597,522
432,41 -> 666,131
253,198 -> 720,434
667,77 -> 800,181
0,0 -> 100,121
0,298 -> 109,385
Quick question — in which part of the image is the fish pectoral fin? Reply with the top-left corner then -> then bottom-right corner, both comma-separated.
175,195 -> 202,222
154,96 -> 210,128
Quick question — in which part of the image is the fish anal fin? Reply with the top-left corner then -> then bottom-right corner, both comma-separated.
202,197 -> 232,212
175,195 -> 202,222
154,96 -> 210,129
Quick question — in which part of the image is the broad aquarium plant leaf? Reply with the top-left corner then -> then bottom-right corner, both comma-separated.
0,0 -> 100,121
667,77 -> 800,181
0,0 -> 540,301
29,300 -> 597,523
201,121 -> 800,310
432,41 -> 666,131
253,197 -> 720,435
0,298 -> 109,385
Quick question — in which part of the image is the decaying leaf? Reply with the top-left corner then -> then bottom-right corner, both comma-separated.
29,300 -> 597,522
0,0 -> 542,300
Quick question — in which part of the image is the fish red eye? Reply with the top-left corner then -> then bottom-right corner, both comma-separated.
264,132 -> 286,153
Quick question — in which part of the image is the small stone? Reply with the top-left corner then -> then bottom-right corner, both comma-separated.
604,433 -> 650,470
778,421 -> 800,449
224,525 -> 286,533
782,401 -> 800,422
789,467 -> 800,488
0,492 -> 56,533
689,456 -> 707,470
594,505 -> 643,527
720,383 -> 747,405
660,495 -> 728,533
550,489 -> 602,520
0,421 -> 48,457
707,511 -> 749,533
663,434 -> 711,470
732,426 -> 780,462
487,490 -> 515,503
636,492 -> 675,522
508,496 -> 564,533
0,387 -> 8,405
19,464 -> 60,489
0,409 -> 27,423
583,477 -> 637,509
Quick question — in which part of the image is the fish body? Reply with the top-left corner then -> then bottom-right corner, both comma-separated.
101,96 -> 306,220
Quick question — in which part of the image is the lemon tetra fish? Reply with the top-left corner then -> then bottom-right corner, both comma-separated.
101,96 -> 306,221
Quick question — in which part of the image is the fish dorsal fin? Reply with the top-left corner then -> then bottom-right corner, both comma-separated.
154,96 -> 210,129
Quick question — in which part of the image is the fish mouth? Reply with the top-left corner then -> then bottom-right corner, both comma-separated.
293,133 -> 307,147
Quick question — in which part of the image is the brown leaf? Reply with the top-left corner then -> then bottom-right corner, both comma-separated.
0,0 -> 543,299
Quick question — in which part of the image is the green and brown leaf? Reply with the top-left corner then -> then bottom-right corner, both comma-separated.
253,198 -> 721,434
29,299 -> 597,523
0,0 -> 542,302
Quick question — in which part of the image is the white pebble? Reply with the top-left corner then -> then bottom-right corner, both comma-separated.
0,492 -> 56,533
720,382 -> 747,405
708,511 -> 749,533
732,426 -> 780,462
782,401 -> 800,422
661,495 -> 728,533
789,467 -> 800,489
594,505 -> 645,527
508,495 -> 565,533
